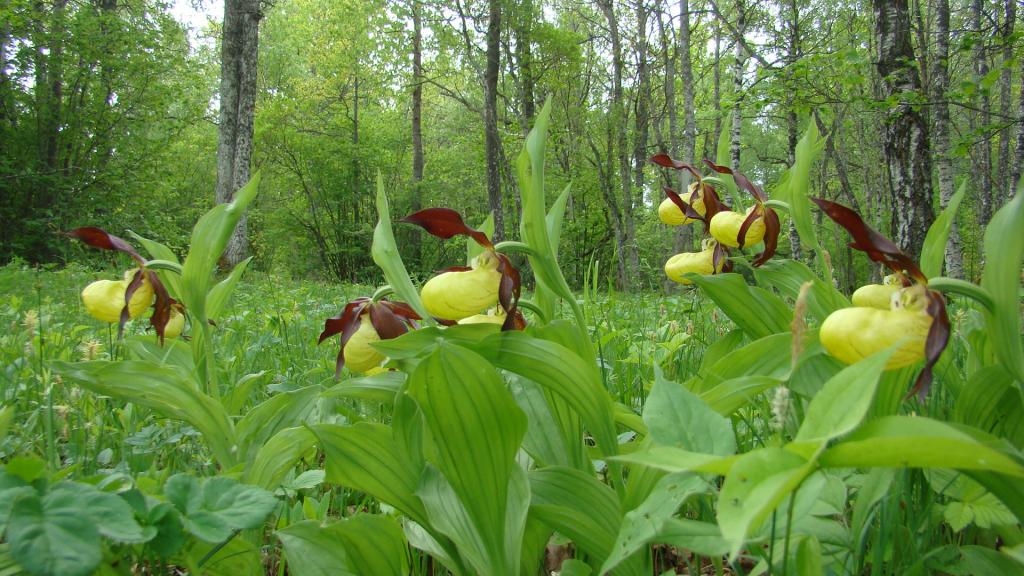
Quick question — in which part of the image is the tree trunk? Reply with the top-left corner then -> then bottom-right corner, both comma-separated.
931,0 -> 963,278
784,0 -> 801,261
675,0 -> 696,256
633,0 -> 650,208
216,0 -> 261,268
971,0 -> 994,227
599,0 -> 637,290
484,0 -> 504,242
1015,52 -> 1024,190
712,15 -> 723,147
995,0 -> 1015,203
873,0 -> 934,260
411,0 -> 424,262
730,0 -> 745,174
514,0 -> 535,135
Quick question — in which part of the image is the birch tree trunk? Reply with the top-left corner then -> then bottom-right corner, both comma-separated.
971,0 -> 994,226
995,0 -> 1015,203
872,0 -> 934,260
410,0 -> 424,262
673,0 -> 696,255
599,0 -> 638,289
784,0 -> 801,260
730,0 -> 746,175
932,0 -> 963,278
484,0 -> 504,241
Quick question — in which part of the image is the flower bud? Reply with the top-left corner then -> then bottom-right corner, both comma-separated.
344,314 -> 385,373
709,207 -> 765,248
819,306 -> 932,369
664,241 -> 722,284
421,252 -> 502,320
658,183 -> 706,226
81,270 -> 155,323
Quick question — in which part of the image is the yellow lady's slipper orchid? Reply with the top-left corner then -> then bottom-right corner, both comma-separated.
658,183 -> 706,225
164,310 -> 185,338
709,206 -> 765,248
343,314 -> 385,374
81,269 -> 155,323
664,240 -> 723,284
820,286 -> 932,369
421,252 -> 502,320
458,308 -> 506,325
851,274 -> 903,309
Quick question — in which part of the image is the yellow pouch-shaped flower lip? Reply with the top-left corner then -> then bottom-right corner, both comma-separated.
81,270 -> 155,323
851,283 -> 900,310
709,207 -> 765,248
421,253 -> 502,320
343,314 -> 386,374
664,242 -> 722,284
658,183 -> 706,226
819,306 -> 932,369
458,308 -> 506,325
164,310 -> 185,338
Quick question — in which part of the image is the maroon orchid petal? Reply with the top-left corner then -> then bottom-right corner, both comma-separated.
702,160 -> 766,202
712,243 -> 729,274
119,269 -> 147,338
664,187 -> 705,221
811,198 -> 925,282
319,298 -> 371,344
369,302 -> 410,340
700,185 -> 729,228
908,291 -> 951,401
736,209 -> 761,249
401,208 -> 493,249
438,265 -> 474,274
380,300 -> 422,321
752,208 -> 781,267
67,227 -> 145,266
496,254 -> 523,332
435,318 -> 457,326
147,271 -> 174,344
649,154 -> 702,180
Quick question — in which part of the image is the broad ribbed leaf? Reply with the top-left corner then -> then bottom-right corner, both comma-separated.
820,417 -> 1024,478
601,473 -> 708,574
371,173 -> 432,322
277,521 -> 357,576
753,259 -> 849,323
180,171 -> 260,319
920,181 -> 966,278
244,426 -> 317,490
52,360 -> 235,466
980,184 -> 1024,383
236,386 -> 320,463
656,518 -> 730,557
717,448 -> 814,559
315,422 -> 429,527
407,343 -> 528,575
331,515 -> 408,576
206,256 -> 252,320
646,365 -> 735,455
528,466 -> 630,574
794,346 -> 895,445
472,331 -> 617,457
772,121 -> 826,272
689,332 -> 792,394
689,273 -> 792,340
510,376 -> 587,470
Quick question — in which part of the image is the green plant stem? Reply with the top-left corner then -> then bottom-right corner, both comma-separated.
371,285 -> 395,302
493,240 -> 534,256
781,481 -> 799,576
197,529 -> 241,567
927,276 -> 995,313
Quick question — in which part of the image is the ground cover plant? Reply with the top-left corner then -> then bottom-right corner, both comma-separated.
0,102 -> 1023,576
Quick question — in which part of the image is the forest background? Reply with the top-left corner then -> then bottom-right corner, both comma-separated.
1,0 -> 1021,291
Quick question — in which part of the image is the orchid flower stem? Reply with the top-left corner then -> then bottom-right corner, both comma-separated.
763,199 -> 791,213
144,259 -> 184,275
370,285 -> 395,303
515,299 -> 548,323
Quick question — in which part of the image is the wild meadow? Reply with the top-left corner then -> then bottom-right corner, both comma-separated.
0,105 -> 1021,576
